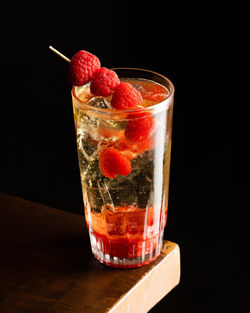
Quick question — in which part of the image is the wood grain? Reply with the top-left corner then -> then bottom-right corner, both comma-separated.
0,193 -> 180,313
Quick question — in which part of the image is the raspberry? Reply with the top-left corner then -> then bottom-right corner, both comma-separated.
68,50 -> 100,86
111,82 -> 143,110
90,67 -> 120,97
125,111 -> 154,143
99,147 -> 132,178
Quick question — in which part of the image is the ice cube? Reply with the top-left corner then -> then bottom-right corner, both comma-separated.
134,174 -> 152,209
77,133 -> 97,161
88,97 -> 111,109
132,83 -> 146,94
97,181 -> 115,209
131,152 -> 153,209
78,110 -> 99,130
84,185 -> 104,213
80,159 -> 103,187
77,108 -> 101,142
98,176 -> 138,209
126,209 -> 146,235
105,209 -> 126,236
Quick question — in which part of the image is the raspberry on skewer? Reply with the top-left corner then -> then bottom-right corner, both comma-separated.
49,46 -> 101,86
90,67 -> 120,97
111,82 -> 143,110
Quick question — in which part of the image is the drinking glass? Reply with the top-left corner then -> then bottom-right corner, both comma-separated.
72,68 -> 174,268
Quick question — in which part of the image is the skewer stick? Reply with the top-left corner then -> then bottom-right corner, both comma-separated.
49,46 -> 71,63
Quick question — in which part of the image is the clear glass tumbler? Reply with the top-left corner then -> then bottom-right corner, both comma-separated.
72,68 -> 174,268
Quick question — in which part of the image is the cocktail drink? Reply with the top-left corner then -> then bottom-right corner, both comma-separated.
72,68 -> 174,268
49,46 -> 174,268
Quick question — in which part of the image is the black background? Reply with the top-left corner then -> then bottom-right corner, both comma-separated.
0,1 -> 246,312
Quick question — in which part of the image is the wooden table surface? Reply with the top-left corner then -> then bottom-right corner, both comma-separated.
0,193 -> 180,313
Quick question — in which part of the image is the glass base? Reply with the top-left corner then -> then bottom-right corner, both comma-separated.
89,230 -> 164,268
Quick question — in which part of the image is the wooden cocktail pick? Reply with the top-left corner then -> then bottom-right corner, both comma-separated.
49,46 -> 71,63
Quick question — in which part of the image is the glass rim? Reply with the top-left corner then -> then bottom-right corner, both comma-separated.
72,67 -> 175,115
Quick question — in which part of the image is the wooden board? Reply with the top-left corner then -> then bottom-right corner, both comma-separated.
0,193 -> 180,313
